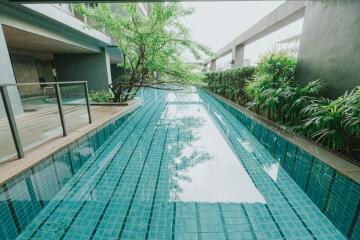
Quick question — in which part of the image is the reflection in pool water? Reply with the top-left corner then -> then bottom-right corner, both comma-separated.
166,97 -> 265,203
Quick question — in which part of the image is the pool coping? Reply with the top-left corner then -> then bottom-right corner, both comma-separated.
0,99 -> 141,185
203,89 -> 360,184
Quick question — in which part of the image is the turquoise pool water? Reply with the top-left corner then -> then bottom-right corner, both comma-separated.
12,88 -> 352,239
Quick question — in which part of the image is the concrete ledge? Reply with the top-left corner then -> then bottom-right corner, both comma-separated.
0,99 -> 140,185
90,102 -> 129,106
205,89 -> 360,184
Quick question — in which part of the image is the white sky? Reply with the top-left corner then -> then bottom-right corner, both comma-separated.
180,1 -> 304,66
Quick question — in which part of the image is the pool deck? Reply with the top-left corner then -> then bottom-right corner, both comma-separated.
0,99 -> 140,185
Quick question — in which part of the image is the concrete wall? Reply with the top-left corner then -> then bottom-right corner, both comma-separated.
10,54 -> 40,96
110,64 -> 124,82
10,54 -> 39,84
36,60 -> 55,83
9,54 -> 55,96
295,0 -> 360,98
0,24 -> 22,118
54,49 -> 112,92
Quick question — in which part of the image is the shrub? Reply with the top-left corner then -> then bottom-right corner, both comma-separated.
205,52 -> 360,159
245,52 -> 323,123
205,66 -> 255,105
90,91 -> 113,103
301,87 -> 360,154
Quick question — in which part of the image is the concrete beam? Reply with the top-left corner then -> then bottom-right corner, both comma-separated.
205,1 -> 306,64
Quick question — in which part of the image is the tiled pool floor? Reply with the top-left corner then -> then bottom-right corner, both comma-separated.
18,88 -> 345,240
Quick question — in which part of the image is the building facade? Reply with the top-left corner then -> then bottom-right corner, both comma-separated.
0,2 -> 148,117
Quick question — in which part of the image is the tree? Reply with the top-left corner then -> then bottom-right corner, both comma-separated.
75,3 -> 211,102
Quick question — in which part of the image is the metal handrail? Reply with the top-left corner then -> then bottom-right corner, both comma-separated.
0,81 -> 92,159
0,81 -> 88,87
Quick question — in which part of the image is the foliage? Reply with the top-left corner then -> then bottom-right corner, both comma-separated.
75,3 -> 211,102
206,51 -> 360,157
300,87 -> 360,153
246,52 -> 295,119
204,66 -> 255,105
342,87 -> 360,137
245,52 -> 323,125
90,91 -> 113,103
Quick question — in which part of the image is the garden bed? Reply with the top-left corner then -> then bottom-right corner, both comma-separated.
204,52 -> 360,164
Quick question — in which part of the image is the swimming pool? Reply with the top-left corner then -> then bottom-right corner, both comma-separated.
1,87 -> 358,239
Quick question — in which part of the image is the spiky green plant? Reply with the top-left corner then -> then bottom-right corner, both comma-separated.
300,87 -> 360,153
245,52 -> 297,120
301,98 -> 346,149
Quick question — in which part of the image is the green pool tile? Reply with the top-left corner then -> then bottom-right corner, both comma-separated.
77,136 -> 94,163
274,137 -> 288,164
283,143 -> 297,175
31,157 -> 60,206
325,174 -> 360,236
0,188 -> 18,240
88,132 -> 99,152
5,173 -> 42,233
68,142 -> 82,173
291,149 -> 313,190
53,148 -> 74,187
350,214 -> 360,240
306,160 -> 335,210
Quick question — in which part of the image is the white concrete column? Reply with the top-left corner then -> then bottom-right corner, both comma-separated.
0,23 -> 23,118
232,45 -> 245,67
210,59 -> 216,71
202,63 -> 208,72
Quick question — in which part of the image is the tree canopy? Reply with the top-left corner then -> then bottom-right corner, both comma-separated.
75,3 -> 212,101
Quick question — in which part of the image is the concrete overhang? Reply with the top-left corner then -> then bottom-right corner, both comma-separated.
3,24 -> 124,65
3,25 -> 92,54
107,45 -> 123,64
23,4 -> 112,45
205,1 -> 307,64
7,1 -> 143,2
0,2 -> 114,54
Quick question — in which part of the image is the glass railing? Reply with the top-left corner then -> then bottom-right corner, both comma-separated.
0,96 -> 17,161
0,81 -> 92,163
60,84 -> 89,132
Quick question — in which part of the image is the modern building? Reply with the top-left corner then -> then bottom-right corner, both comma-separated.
204,0 -> 360,98
0,2 -> 148,118
274,34 -> 301,56
0,2 -> 359,240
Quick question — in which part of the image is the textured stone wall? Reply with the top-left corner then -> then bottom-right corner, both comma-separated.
10,54 -> 40,96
